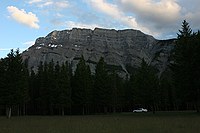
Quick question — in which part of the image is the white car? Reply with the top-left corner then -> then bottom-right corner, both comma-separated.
133,108 -> 148,113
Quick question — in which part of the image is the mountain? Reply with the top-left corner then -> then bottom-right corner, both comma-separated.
22,28 -> 175,77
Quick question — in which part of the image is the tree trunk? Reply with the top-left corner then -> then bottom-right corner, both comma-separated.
152,104 -> 155,114
17,105 -> 20,116
196,100 -> 200,113
69,104 -> 72,115
82,106 -> 85,115
6,107 -> 12,119
113,106 -> 116,113
196,89 -> 200,113
23,104 -> 26,116
61,107 -> 65,116
50,105 -> 54,115
104,106 -> 107,114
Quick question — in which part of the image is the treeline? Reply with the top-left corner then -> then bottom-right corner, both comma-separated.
0,20 -> 200,118
0,52 -> 168,116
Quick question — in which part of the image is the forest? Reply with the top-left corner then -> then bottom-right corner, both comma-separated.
0,20 -> 200,118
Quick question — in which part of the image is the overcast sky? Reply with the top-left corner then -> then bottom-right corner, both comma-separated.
0,0 -> 200,58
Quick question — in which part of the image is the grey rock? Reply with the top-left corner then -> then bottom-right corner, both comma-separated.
22,28 -> 175,77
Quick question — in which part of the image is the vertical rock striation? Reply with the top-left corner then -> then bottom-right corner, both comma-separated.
22,28 -> 175,77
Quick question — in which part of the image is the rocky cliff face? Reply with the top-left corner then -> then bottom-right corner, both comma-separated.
22,28 -> 175,77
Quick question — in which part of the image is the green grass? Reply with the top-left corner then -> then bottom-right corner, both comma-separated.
0,111 -> 200,133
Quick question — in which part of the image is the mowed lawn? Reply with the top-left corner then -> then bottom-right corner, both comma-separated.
0,111 -> 200,133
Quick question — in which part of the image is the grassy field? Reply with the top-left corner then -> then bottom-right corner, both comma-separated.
0,111 -> 200,133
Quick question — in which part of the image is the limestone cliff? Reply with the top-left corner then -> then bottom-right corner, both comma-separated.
22,28 -> 175,77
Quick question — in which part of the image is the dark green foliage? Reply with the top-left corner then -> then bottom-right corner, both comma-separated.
108,70 -> 125,112
177,20 -> 192,38
0,49 -> 29,118
54,62 -> 71,115
131,59 -> 159,113
72,56 -> 92,114
94,57 -> 110,113
30,60 -> 72,115
0,59 -> 6,106
159,69 -> 175,111
1,20 -> 200,116
172,20 -> 200,112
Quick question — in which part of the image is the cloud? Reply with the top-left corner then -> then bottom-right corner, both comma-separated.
179,0 -> 200,29
184,12 -> 200,29
119,0 -> 181,24
66,21 -> 101,29
0,41 -> 34,53
55,13 -> 64,18
0,48 -> 26,52
115,0 -> 182,36
24,0 -> 200,39
0,48 -> 12,51
41,1 -> 53,7
7,6 -> 39,29
23,41 -> 35,47
28,0 -> 69,9
86,0 -> 152,34
116,0 -> 200,38
28,0 -> 43,4
55,1 -> 69,8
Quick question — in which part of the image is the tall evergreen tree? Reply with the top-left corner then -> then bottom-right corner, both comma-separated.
172,20 -> 200,111
28,68 -> 39,115
132,59 -> 159,113
94,57 -> 110,113
55,62 -> 71,115
47,60 -> 56,115
0,59 -> 6,111
72,56 -> 92,114
159,69 -> 175,111
0,49 -> 29,118
177,20 -> 192,38
35,61 -> 44,114
124,75 -> 134,111
108,71 -> 125,112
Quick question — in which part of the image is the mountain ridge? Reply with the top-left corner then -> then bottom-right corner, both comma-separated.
22,28 -> 175,77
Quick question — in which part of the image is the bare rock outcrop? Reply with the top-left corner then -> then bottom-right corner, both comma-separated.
22,28 -> 175,77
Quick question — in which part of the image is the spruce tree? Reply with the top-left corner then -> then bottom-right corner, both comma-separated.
72,56 -> 92,114
0,59 -> 6,107
177,20 -> 192,38
133,59 -> 159,113
172,20 -> 200,111
28,68 -> 38,114
94,57 -> 110,113
47,60 -> 55,115
159,69 -> 175,111
1,49 -> 29,118
55,62 -> 71,115
108,71 -> 124,112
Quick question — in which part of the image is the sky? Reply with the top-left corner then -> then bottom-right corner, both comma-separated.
1,0 -> 200,58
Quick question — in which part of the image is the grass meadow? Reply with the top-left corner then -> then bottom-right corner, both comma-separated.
0,111 -> 200,133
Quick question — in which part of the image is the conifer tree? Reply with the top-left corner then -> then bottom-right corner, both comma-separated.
133,59 -> 159,113
47,60 -> 56,115
55,62 -> 71,115
28,68 -> 38,114
177,20 -> 192,38
0,59 -> 6,108
1,49 -> 29,118
159,69 -> 175,111
172,20 -> 200,111
72,56 -> 92,114
108,71 -> 124,112
94,57 -> 110,113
